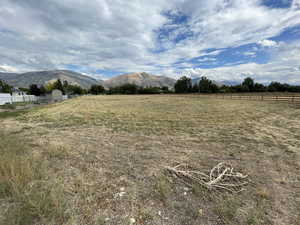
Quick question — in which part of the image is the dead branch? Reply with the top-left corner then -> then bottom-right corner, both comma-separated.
164,162 -> 249,193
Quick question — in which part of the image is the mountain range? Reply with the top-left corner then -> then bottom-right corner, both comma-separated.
0,70 -> 99,89
0,70 -> 238,90
0,70 -> 176,89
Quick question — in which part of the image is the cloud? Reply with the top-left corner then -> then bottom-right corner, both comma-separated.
0,0 -> 300,83
0,64 -> 19,73
181,40 -> 300,84
258,39 -> 278,47
243,52 -> 257,57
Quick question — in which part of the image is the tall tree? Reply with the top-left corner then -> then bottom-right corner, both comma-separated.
242,77 -> 255,92
174,76 -> 192,93
198,76 -> 219,93
52,79 -> 65,94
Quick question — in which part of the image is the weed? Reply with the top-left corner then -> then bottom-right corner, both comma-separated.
154,174 -> 172,202
214,195 -> 241,225
255,187 -> 271,200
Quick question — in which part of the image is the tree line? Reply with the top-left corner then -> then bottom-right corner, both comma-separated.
174,76 -> 300,93
107,84 -> 171,94
0,79 -> 171,95
28,81 -> 171,95
1,77 -> 300,96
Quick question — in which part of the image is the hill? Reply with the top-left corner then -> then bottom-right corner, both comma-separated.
103,72 -> 176,88
0,70 -> 101,89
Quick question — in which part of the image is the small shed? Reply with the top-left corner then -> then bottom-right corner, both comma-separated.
51,89 -> 63,102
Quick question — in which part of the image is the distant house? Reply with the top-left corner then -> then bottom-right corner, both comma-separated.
51,89 -> 63,102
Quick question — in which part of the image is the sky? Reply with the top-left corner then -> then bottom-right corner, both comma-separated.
0,0 -> 300,84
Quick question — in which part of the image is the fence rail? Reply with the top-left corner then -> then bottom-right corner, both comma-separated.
210,94 -> 300,104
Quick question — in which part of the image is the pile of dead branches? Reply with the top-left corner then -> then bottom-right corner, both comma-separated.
164,162 -> 249,193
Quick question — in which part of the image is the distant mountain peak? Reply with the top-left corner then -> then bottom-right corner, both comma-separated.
103,72 -> 176,88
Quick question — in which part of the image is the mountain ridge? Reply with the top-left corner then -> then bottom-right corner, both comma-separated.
0,70 -> 176,89
104,72 -> 176,88
0,70 -> 102,89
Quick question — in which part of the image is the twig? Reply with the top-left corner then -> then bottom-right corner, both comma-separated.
164,162 -> 249,193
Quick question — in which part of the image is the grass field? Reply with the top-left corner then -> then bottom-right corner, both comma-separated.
0,95 -> 299,225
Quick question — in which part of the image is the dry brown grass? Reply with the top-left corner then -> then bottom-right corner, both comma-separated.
0,131 -> 69,225
0,95 -> 299,225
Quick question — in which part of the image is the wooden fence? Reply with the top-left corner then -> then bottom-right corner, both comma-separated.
210,94 -> 300,104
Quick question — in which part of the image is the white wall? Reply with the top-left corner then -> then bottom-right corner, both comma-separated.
11,95 -> 37,103
0,93 -> 67,105
0,93 -> 37,105
0,93 -> 12,105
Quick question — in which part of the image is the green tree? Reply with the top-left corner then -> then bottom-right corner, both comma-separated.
192,83 -> 199,93
119,83 -> 139,94
28,84 -> 41,96
90,85 -> 105,95
70,85 -> 84,95
174,76 -> 192,93
253,83 -> 266,92
52,79 -> 65,94
45,82 -> 55,93
138,86 -> 161,94
199,76 -> 219,93
242,77 -> 255,92
0,80 -> 12,93
63,80 -> 69,88
39,85 -> 46,95
268,82 -> 282,92
161,86 -> 170,94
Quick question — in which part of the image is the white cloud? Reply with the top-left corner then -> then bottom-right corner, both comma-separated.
0,64 -> 19,73
181,40 -> 300,84
243,51 -> 257,57
258,39 -> 278,47
0,0 -> 299,83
